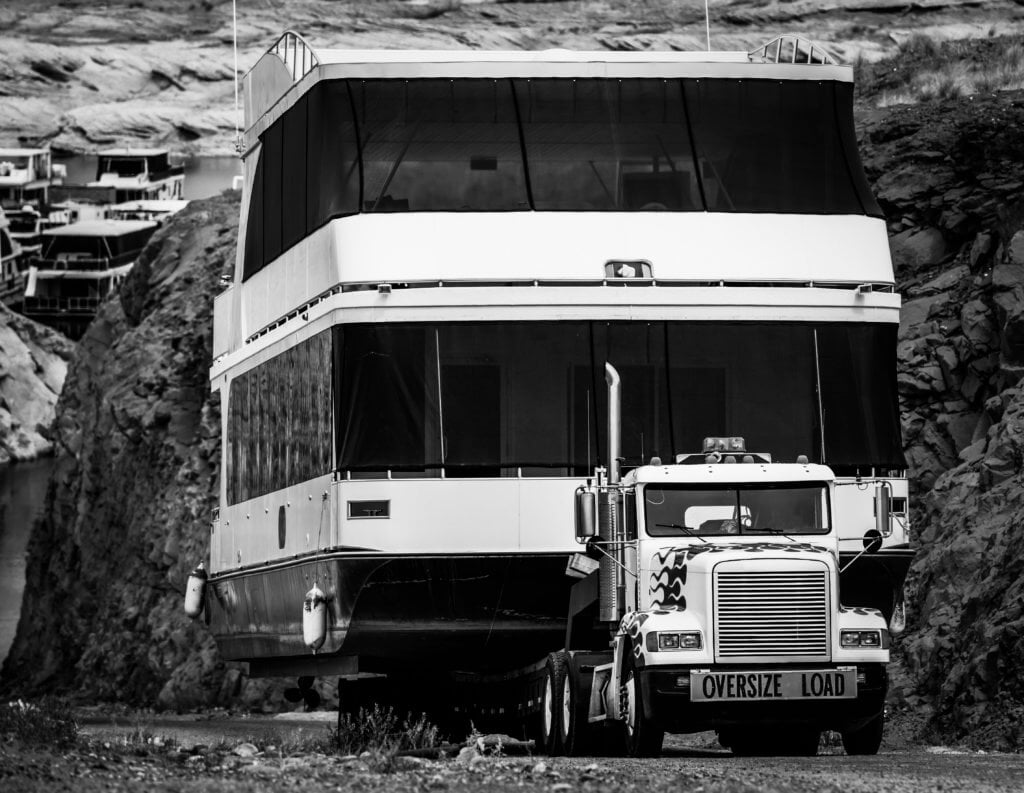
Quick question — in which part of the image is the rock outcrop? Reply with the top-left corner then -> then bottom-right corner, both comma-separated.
860,90 -> 1024,747
0,306 -> 75,465
0,194 -> 284,709
3,0 -> 1024,154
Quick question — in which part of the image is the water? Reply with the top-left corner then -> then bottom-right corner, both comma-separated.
56,154 -> 241,200
0,457 -> 54,664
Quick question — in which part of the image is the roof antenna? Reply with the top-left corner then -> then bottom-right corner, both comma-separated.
232,0 -> 242,155
704,0 -> 712,52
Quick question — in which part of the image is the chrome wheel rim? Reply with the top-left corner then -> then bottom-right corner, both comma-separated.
561,674 -> 572,741
542,675 -> 553,738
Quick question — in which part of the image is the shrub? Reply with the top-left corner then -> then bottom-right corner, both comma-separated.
333,704 -> 440,757
0,698 -> 78,747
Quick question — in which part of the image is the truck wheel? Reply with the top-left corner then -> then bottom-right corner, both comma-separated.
842,712 -> 884,755
622,655 -> 663,757
541,651 -> 569,755
561,655 -> 593,756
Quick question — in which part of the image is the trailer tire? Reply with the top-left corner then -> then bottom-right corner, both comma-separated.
541,652 -> 569,755
561,655 -> 593,756
842,712 -> 884,755
622,655 -> 663,757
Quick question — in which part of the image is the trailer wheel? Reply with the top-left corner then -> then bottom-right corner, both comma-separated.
541,651 -> 569,755
842,712 -> 884,755
622,655 -> 663,757
561,655 -> 593,756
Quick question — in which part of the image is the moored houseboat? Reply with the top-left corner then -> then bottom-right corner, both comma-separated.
22,219 -> 157,338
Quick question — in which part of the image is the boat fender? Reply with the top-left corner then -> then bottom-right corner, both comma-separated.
184,562 -> 208,619
303,585 -> 327,653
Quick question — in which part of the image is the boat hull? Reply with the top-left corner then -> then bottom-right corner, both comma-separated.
207,552 -> 572,674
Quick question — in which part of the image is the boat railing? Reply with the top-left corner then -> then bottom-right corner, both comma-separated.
24,295 -> 101,313
749,35 -> 840,65
270,30 -> 319,83
33,251 -> 137,271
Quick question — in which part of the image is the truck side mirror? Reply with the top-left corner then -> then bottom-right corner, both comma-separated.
874,482 -> 891,537
863,528 -> 883,554
575,489 -> 597,541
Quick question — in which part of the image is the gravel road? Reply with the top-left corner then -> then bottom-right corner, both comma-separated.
2,712 -> 1022,793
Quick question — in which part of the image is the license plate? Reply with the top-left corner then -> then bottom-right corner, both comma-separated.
690,669 -> 857,702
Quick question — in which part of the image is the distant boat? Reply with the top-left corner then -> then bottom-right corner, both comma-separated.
106,198 -> 189,225
49,149 -> 187,223
0,147 -> 66,209
22,219 -> 158,339
0,205 -> 26,309
89,149 -> 185,202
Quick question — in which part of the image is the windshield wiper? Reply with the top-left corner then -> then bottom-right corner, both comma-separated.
761,527 -> 796,542
655,523 -> 708,543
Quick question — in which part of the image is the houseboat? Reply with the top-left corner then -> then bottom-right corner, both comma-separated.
106,198 -> 189,224
0,147 -> 65,208
0,206 -> 25,308
200,34 -> 911,742
88,149 -> 185,203
22,219 -> 157,338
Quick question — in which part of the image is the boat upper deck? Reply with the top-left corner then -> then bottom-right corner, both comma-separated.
214,34 -> 895,367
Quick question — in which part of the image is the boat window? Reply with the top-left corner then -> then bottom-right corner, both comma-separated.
817,323 -> 904,471
0,232 -> 11,257
98,157 -> 146,178
684,79 -> 872,215
515,79 -> 700,211
226,329 -> 333,505
353,79 -> 529,213
242,77 -> 883,280
330,321 -> 903,479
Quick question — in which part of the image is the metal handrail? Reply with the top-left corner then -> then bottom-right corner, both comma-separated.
270,30 -> 319,83
749,35 -> 840,66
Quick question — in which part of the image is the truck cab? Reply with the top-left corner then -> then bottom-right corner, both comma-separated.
546,375 -> 897,758
621,448 -> 887,754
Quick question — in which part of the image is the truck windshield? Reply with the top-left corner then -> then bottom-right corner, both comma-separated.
645,484 -> 830,537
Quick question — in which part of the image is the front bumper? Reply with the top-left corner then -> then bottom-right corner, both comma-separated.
640,663 -> 887,733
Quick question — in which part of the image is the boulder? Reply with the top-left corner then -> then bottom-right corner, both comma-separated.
0,307 -> 75,465
890,227 -> 947,273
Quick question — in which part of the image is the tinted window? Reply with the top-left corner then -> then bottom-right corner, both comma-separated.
354,79 -> 529,212
226,330 -> 333,505
517,79 -> 700,211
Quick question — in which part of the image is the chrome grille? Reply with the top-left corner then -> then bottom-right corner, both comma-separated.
715,569 -> 829,659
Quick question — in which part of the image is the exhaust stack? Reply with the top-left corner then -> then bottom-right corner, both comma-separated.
599,363 -> 622,623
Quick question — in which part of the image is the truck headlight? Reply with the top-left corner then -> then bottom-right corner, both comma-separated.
841,630 -> 882,647
645,631 -> 703,652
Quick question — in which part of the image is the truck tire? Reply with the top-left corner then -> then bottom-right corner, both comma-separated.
622,655 -> 663,757
842,712 -> 884,755
541,651 -> 569,755
561,655 -> 593,756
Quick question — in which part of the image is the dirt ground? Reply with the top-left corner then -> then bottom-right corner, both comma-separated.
3,709 -> 1023,793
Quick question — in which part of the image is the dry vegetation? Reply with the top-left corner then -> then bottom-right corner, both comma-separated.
857,33 -> 1024,106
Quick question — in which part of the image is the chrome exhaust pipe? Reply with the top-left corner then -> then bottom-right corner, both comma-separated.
605,363 -> 621,485
599,363 -> 622,623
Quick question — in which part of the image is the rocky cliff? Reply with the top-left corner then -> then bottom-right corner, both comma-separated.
866,89 -> 1024,749
3,0 -> 1023,155
0,306 -> 75,465
0,194 -> 282,709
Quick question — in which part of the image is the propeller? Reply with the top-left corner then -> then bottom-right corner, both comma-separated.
283,676 -> 322,711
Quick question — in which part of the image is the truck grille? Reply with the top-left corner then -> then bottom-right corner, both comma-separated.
715,569 -> 829,659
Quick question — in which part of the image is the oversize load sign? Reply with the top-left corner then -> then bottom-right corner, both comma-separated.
691,669 -> 857,701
